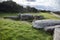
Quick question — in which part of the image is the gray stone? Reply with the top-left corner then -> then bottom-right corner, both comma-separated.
54,28 -> 60,40
18,14 -> 34,21
44,26 -> 54,32
32,20 -> 60,29
44,25 -> 60,34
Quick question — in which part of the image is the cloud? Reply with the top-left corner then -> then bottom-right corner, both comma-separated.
13,0 -> 55,6
55,0 -> 60,8
13,0 -> 60,11
0,0 -> 7,2
14,0 -> 44,6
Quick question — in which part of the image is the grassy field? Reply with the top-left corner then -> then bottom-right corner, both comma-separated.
0,19 -> 52,40
0,12 -> 60,40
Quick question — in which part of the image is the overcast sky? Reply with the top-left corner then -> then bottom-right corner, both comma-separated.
13,0 -> 60,11
0,0 -> 60,11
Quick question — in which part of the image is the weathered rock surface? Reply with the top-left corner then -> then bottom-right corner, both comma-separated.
4,13 -> 45,21
54,28 -> 60,40
44,25 -> 60,34
18,14 -> 45,21
4,14 -> 34,21
19,14 -> 34,21
32,20 -> 60,28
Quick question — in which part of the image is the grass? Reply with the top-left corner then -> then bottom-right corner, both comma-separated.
0,19 -> 52,40
40,12 -> 60,20
0,13 -> 18,18
0,12 -> 60,40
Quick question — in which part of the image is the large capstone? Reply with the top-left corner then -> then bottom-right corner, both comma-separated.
32,20 -> 60,28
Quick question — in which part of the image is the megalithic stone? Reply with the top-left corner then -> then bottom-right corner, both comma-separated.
44,25 -> 60,34
32,20 -> 60,28
53,28 -> 60,40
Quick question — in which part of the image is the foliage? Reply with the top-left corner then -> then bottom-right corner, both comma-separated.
53,11 -> 60,15
0,19 -> 52,40
0,1 -> 38,13
25,6 -> 38,13
0,1 -> 24,13
39,10 -> 51,13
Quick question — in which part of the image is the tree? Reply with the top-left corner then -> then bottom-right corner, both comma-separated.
25,6 -> 38,13
30,7 -> 38,13
0,1 -> 38,13
0,1 -> 24,13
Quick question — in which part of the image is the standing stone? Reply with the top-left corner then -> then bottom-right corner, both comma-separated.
54,28 -> 60,40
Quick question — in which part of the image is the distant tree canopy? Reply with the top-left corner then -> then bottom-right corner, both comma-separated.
0,1 -> 38,13
53,11 -> 60,15
0,1 -> 24,13
25,6 -> 38,13
39,10 -> 51,13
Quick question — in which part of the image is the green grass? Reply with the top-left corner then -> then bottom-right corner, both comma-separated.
40,12 -> 60,20
0,13 -> 18,18
0,19 -> 52,40
0,12 -> 60,40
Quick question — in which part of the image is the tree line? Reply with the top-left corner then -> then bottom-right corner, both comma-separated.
0,1 -> 38,13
